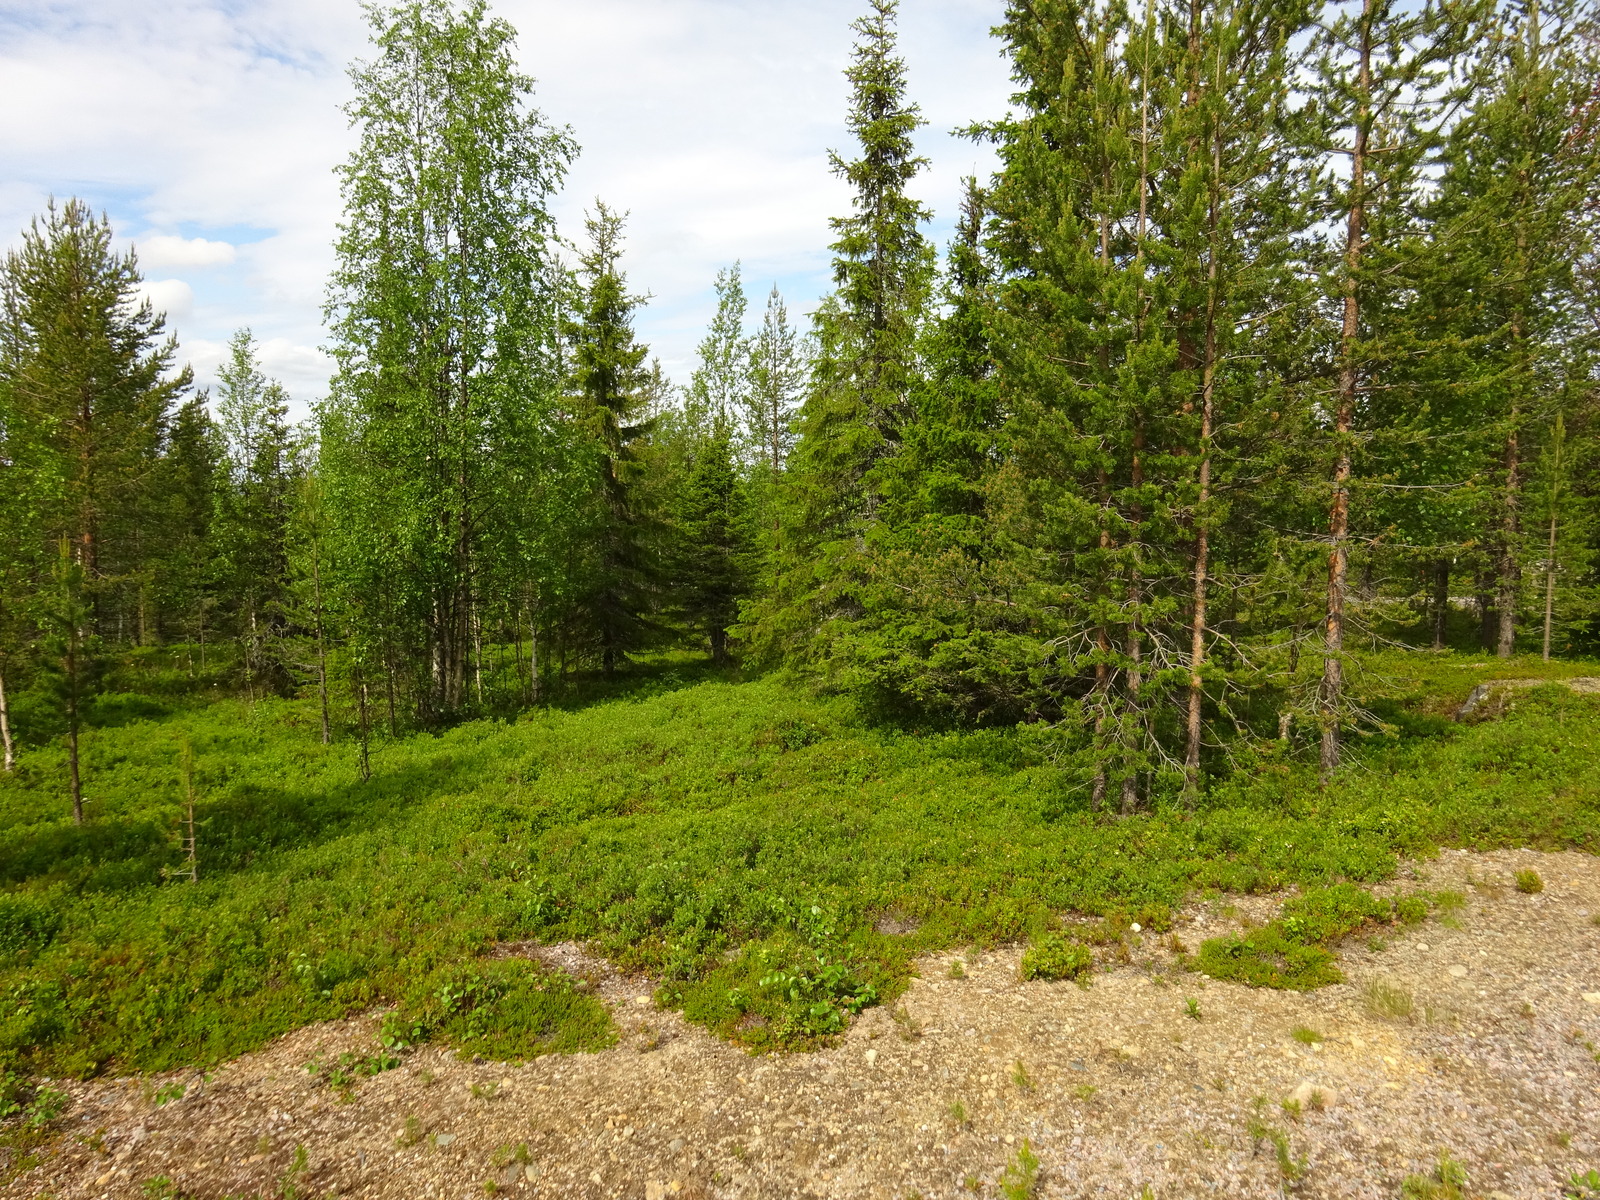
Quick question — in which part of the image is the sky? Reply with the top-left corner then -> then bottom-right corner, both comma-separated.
0,0 -> 1016,412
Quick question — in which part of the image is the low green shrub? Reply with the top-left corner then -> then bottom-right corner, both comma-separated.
1020,933 -> 1093,982
0,651 -> 1596,1076
397,959 -> 614,1062
1194,925 -> 1342,990
0,894 -> 61,962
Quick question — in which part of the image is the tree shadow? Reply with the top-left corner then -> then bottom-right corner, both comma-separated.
0,755 -> 473,893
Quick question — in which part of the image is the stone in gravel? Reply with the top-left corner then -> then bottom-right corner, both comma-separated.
1287,1081 -> 1339,1110
646,1182 -> 667,1200
668,1138 -> 684,1152
524,1164 -> 542,1182
1583,992 -> 1600,1005
865,1049 -> 878,1065
1448,965 -> 1468,977
434,1133 -> 456,1147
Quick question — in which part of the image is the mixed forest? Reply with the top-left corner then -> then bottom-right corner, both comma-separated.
3,0 -> 1600,1096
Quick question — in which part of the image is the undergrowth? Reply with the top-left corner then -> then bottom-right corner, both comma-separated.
0,651 -> 1596,1079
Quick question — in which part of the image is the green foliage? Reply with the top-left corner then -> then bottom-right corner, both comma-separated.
1247,1101 -> 1305,1184
0,655 -> 1596,1077
1514,869 -> 1543,894
1564,1169 -> 1600,1200
1195,924 -> 1343,991
397,958 -> 613,1061
1019,934 -> 1092,983
999,1139 -> 1039,1200
1279,883 -> 1394,945
0,894 -> 61,961
1401,1153 -> 1469,1199
1199,881 -> 1453,990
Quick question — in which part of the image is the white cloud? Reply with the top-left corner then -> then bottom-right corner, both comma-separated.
0,0 -> 1014,404
134,235 -> 237,269
134,278 -> 195,324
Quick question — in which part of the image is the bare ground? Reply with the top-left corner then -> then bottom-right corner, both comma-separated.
5,847 -> 1599,1200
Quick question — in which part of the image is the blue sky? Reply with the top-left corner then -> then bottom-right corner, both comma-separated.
0,0 -> 1014,411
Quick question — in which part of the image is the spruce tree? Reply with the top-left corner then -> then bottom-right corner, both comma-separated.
687,264 -> 751,428
748,0 -> 935,664
152,394 -> 223,653
671,420 -> 750,663
212,329 -> 295,695
745,285 -> 805,475
566,203 -> 657,675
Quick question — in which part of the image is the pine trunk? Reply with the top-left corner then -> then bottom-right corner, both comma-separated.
1186,116 -> 1222,799
1431,559 -> 1450,650
1321,0 -> 1372,779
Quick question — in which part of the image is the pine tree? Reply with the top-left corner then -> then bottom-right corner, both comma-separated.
1308,0 -> 1485,772
0,199 -> 191,639
1424,0 -> 1597,659
566,203 -> 657,675
322,0 -> 575,720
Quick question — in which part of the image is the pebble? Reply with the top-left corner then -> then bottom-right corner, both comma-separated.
1417,943 -> 1431,952
1584,993 -> 1600,1005
434,1133 -> 456,1147
669,1137 -> 684,1152
635,996 -> 651,1006
1448,965 -> 1468,978
865,1049 -> 878,1065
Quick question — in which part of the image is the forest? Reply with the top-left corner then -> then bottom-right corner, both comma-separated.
2,0 -> 1600,1102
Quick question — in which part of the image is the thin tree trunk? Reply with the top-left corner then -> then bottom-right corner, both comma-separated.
472,597 -> 485,705
1543,509 -> 1558,661
0,661 -> 14,772
1186,111 -> 1222,799
1498,304 -> 1526,659
66,632 -> 84,825
311,546 -> 331,746
1123,422 -> 1145,816
1322,0 -> 1372,779
1432,559 -> 1450,651
530,616 -> 541,706
1543,416 -> 1562,661
354,661 -> 372,784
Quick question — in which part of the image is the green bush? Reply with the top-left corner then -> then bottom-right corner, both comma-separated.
0,894 -> 61,961
1020,933 -> 1093,982
398,959 -> 614,1062
1394,894 -> 1430,924
1280,883 -> 1393,944
1194,925 -> 1342,990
